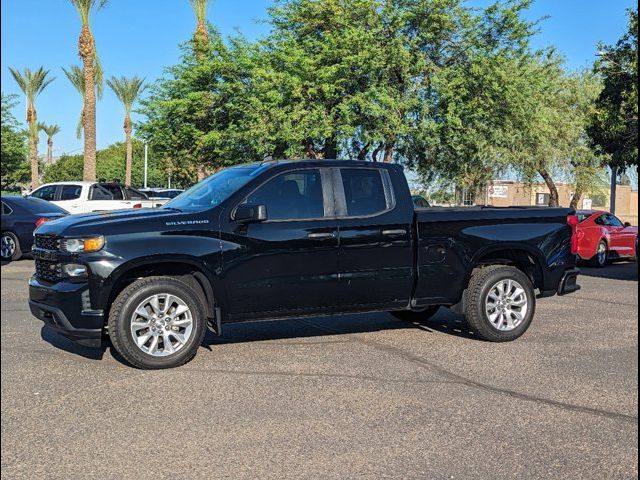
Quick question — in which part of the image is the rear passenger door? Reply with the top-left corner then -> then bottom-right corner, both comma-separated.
334,167 -> 414,311
56,184 -> 83,213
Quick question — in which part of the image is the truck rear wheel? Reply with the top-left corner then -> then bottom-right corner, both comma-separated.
390,306 -> 439,323
107,276 -> 207,369
464,266 -> 535,342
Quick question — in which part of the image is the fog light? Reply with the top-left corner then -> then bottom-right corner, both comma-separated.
62,263 -> 87,277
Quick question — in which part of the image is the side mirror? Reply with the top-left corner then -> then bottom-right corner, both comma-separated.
624,222 -> 632,227
234,204 -> 267,224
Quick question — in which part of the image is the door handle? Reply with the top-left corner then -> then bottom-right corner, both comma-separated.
382,229 -> 407,236
307,232 -> 335,239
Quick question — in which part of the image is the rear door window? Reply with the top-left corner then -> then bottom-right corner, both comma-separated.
60,185 -> 82,200
31,185 -> 58,201
339,169 -> 391,216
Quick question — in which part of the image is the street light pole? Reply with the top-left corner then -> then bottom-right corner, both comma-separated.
143,142 -> 148,189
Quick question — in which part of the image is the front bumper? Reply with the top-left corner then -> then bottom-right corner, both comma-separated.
29,276 -> 104,348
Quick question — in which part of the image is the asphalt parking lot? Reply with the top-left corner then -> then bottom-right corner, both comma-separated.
1,260 -> 637,479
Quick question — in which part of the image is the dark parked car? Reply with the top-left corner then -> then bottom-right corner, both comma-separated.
29,160 -> 580,368
1,196 -> 67,261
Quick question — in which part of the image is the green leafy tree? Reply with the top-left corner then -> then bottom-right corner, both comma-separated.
69,0 -> 107,181
107,76 -> 146,186
587,8 -> 638,212
8,67 -> 55,189
38,123 -> 61,165
1,93 -> 28,188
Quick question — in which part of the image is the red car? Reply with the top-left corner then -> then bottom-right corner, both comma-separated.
576,210 -> 638,267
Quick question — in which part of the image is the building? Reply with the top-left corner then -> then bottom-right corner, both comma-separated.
479,181 -> 638,225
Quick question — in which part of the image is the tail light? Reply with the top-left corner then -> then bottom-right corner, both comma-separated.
35,217 -> 51,229
133,203 -> 142,209
567,214 -> 579,255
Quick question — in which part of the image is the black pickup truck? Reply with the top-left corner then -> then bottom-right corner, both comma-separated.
29,160 -> 580,369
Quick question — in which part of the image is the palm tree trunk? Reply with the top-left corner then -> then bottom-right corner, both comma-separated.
29,119 -> 39,189
124,115 -> 133,186
539,168 -> 559,207
47,137 -> 53,165
80,24 -> 97,181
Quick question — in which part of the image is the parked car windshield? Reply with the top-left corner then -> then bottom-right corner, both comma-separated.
164,164 -> 268,211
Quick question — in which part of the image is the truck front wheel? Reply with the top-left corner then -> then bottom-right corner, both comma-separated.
107,277 -> 207,369
464,266 -> 536,342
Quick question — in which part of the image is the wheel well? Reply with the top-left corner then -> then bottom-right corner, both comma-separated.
473,249 -> 544,291
106,262 -> 215,322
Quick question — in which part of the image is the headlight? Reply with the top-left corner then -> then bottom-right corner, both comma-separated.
61,236 -> 105,253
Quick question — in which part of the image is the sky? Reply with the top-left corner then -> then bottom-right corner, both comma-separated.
1,0 -> 635,158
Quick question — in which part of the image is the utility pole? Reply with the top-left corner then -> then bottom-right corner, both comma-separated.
610,166 -> 617,214
143,142 -> 148,189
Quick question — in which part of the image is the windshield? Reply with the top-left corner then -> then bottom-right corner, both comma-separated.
164,164 -> 267,211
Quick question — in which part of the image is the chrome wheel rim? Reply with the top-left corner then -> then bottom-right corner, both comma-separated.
1,235 -> 16,259
485,279 -> 528,331
597,242 -> 607,265
130,293 -> 193,357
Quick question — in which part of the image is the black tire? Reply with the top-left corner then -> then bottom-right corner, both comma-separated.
464,265 -> 536,342
1,232 -> 22,261
107,276 -> 207,369
588,240 -> 608,268
390,306 -> 440,322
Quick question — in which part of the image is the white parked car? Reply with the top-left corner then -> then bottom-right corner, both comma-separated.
29,182 -> 170,214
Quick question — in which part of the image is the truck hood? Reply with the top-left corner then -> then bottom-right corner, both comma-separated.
34,207 -> 219,237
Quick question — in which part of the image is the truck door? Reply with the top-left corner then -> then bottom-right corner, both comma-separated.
334,167 -> 414,311
222,168 -> 341,318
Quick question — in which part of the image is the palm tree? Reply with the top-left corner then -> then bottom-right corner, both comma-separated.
107,76 -> 146,186
69,0 -> 107,182
62,64 -> 103,139
190,0 -> 210,60
190,0 -> 210,180
8,67 -> 55,189
38,123 -> 61,165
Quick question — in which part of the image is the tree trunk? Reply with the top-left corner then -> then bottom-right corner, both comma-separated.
357,142 -> 370,161
79,24 -> 97,181
569,183 -> 584,210
371,143 -> 383,162
124,115 -> 133,186
323,137 -> 338,160
194,21 -> 209,61
28,114 -> 39,189
383,143 -> 394,163
47,137 -> 53,165
304,139 -> 317,159
539,168 -> 559,207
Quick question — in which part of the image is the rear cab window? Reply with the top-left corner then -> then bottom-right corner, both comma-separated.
338,168 -> 394,217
